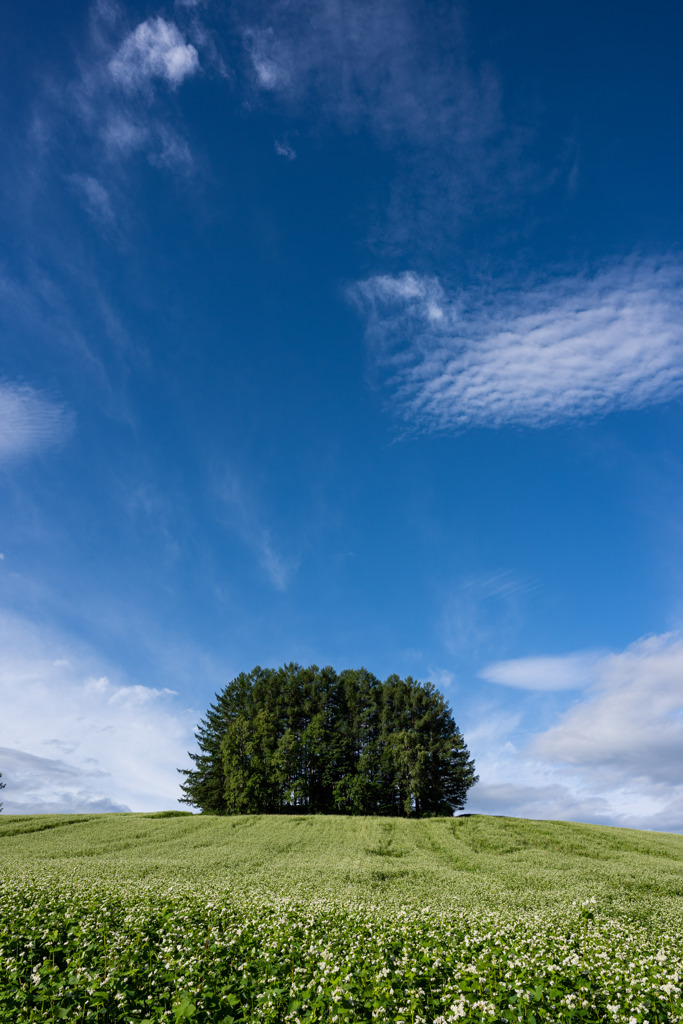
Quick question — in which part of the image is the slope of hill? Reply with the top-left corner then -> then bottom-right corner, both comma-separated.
2,814 -> 682,1023
2,811 -> 682,913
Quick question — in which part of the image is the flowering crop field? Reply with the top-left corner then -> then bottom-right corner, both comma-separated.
1,813 -> 682,1023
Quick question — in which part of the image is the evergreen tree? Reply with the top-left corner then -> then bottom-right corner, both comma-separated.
0,770 -> 4,813
179,664 -> 478,816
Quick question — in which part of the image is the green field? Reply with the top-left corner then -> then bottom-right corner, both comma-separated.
1,813 -> 682,1023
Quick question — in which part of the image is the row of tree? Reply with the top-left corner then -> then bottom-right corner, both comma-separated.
179,664 -> 478,817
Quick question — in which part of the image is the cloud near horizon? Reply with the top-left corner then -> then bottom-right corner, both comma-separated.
352,258 -> 683,430
531,633 -> 683,782
469,632 -> 683,832
0,611 -> 196,813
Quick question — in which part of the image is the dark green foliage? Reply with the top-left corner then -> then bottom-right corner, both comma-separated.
179,664 -> 478,816
0,770 -> 4,813
143,810 -> 193,818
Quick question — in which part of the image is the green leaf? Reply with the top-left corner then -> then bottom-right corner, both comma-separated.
174,993 -> 197,1020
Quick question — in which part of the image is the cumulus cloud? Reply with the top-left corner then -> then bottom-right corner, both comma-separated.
352,259 -> 683,430
468,632 -> 683,832
95,15 -> 199,174
109,17 -> 199,91
0,611 -> 196,813
0,382 -> 74,463
30,5 -> 204,202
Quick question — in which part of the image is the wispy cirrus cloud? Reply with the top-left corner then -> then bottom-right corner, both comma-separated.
0,382 -> 74,463
441,570 -> 534,659
217,470 -> 299,591
67,173 -> 115,225
352,258 -> 683,431
235,0 -> 547,248
244,27 -> 291,92
238,0 -> 500,146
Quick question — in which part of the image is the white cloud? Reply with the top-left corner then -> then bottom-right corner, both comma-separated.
109,17 -> 200,91
274,140 -> 296,160
244,28 -> 290,91
467,632 -> 683,832
352,259 -> 683,430
481,651 -> 602,691
0,747 -> 128,814
468,779 -> 619,827
0,611 -> 196,813
0,382 -> 74,463
532,633 -> 683,781
32,6 -> 204,199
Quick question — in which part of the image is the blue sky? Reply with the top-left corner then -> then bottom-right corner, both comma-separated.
2,0 -> 683,829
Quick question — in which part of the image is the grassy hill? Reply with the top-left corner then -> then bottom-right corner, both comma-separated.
2,811 -> 683,914
2,813 -> 682,1023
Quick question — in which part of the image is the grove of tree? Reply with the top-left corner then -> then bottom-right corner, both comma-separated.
180,664 -> 478,816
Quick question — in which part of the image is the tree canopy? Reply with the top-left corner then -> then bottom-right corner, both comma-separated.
179,664 -> 478,816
